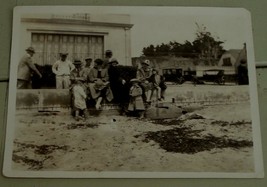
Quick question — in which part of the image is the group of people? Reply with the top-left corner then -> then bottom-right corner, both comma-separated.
17,47 -> 167,120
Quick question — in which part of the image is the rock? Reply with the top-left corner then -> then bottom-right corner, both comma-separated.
145,102 -> 183,119
177,112 -> 206,121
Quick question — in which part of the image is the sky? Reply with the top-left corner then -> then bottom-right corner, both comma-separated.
19,6 -> 252,58
127,7 -> 250,57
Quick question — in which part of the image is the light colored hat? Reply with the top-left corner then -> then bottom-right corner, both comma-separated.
25,47 -> 35,53
130,78 -> 140,83
109,58 -> 119,64
94,79 -> 106,91
141,59 -> 150,66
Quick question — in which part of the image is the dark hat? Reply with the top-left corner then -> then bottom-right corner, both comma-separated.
25,47 -> 35,53
94,58 -> 104,65
73,59 -> 82,65
85,57 -> 92,61
240,59 -> 247,64
105,49 -> 112,54
108,58 -> 119,64
59,52 -> 68,56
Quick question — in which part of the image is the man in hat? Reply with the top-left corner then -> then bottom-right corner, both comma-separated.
70,59 -> 88,120
52,52 -> 75,89
107,58 -> 128,114
87,58 -> 113,109
103,49 -> 113,68
237,59 -> 248,85
136,59 -> 153,103
82,57 -> 93,77
17,47 -> 42,89
70,59 -> 87,84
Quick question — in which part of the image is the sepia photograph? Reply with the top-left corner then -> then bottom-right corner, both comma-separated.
3,6 -> 263,178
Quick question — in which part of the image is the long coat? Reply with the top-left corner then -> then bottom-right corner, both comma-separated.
128,84 -> 145,111
72,84 -> 87,110
108,65 -> 128,103
136,67 -> 153,91
87,67 -> 113,101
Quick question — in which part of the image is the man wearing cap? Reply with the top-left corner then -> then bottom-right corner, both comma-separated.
82,57 -> 93,77
136,59 -> 153,103
17,47 -> 42,89
52,52 -> 75,89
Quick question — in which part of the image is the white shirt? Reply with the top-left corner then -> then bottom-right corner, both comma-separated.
52,60 -> 75,76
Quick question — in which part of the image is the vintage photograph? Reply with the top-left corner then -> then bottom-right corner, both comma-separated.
3,6 -> 263,178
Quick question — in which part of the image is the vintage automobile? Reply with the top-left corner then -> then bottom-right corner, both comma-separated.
162,68 -> 185,84
202,69 -> 225,85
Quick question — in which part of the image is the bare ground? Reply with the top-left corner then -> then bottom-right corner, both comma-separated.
12,102 -> 254,173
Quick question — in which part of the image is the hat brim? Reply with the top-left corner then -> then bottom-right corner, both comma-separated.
141,62 -> 149,66
26,49 -> 35,53
60,53 -> 68,56
108,61 -> 118,64
130,79 -> 140,83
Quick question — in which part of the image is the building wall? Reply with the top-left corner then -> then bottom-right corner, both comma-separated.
18,14 -> 133,66
218,53 -> 236,66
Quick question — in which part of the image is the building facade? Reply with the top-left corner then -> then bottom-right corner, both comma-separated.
19,13 -> 133,66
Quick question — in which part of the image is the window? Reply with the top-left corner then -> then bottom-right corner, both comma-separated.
222,57 -> 232,66
31,33 -> 104,66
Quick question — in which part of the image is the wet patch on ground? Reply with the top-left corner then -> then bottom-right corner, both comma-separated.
66,122 -> 99,129
33,112 -> 59,116
139,127 -> 253,154
12,154 -> 49,170
14,141 -> 68,155
211,120 -> 251,126
136,118 -> 253,154
12,141 -> 69,170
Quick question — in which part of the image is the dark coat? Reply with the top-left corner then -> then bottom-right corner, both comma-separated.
108,65 -> 127,103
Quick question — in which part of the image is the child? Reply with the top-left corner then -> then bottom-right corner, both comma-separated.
149,69 -> 167,101
128,78 -> 145,119
71,81 -> 88,121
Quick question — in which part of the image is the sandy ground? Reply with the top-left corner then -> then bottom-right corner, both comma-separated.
12,102 -> 254,173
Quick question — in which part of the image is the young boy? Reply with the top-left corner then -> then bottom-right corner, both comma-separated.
72,81 -> 87,121
149,69 -> 167,101
128,78 -> 145,119
70,59 -> 88,121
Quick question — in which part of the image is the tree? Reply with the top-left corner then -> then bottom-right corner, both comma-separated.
142,44 -> 156,56
193,23 -> 225,65
141,23 -> 225,62
155,43 -> 171,56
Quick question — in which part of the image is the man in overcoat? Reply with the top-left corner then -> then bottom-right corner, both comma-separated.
17,47 -> 42,89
